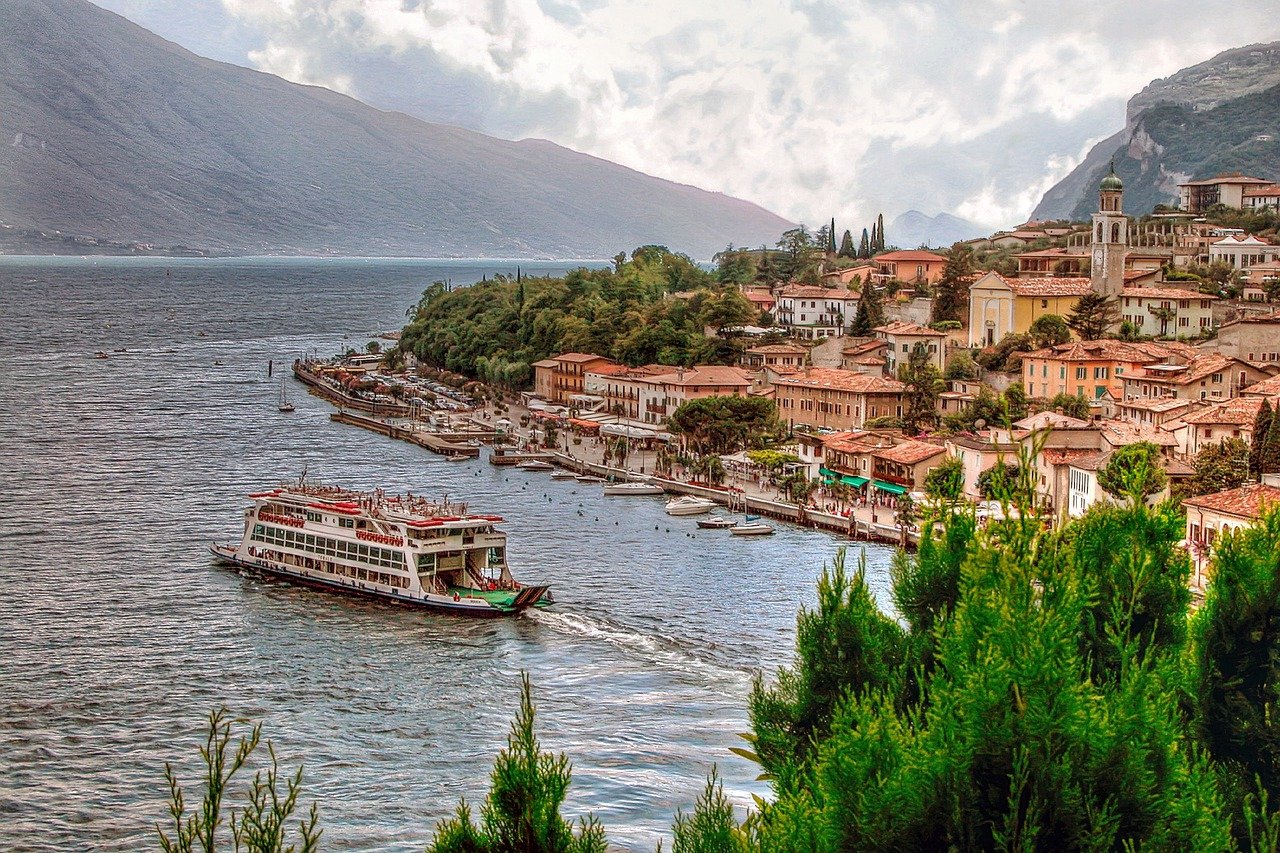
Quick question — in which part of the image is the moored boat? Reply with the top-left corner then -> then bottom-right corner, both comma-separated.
209,481 -> 552,616
695,515 -> 736,529
575,474 -> 605,483
664,495 -> 716,516
277,379 -> 295,413
602,481 -> 664,496
516,460 -> 555,471
729,515 -> 774,536
550,470 -> 578,480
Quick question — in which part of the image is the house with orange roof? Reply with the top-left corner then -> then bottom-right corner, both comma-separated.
534,352 -> 617,404
822,263 -> 877,286
871,440 -> 947,494
1015,246 -> 1089,277
873,321 -> 948,373
1021,339 -> 1196,402
967,271 -> 1093,347
774,284 -> 860,339
1184,483 -> 1280,582
1209,234 -> 1280,270
1182,396 -> 1266,457
770,367 -> 905,431
839,338 -> 890,374
741,288 -> 776,314
1121,351 -> 1268,403
1120,286 -> 1217,338
635,365 -> 753,426
1242,184 -> 1280,211
872,250 -> 947,286
583,363 -> 675,420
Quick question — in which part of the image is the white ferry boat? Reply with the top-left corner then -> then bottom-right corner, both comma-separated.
210,482 -> 552,616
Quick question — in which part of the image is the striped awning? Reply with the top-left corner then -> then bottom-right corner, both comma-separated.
872,480 -> 907,495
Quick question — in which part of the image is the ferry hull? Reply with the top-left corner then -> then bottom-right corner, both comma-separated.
210,545 -> 549,618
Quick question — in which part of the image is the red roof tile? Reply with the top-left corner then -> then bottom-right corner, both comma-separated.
1183,483 -> 1280,518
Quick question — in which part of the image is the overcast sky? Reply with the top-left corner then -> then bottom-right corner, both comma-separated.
97,0 -> 1280,231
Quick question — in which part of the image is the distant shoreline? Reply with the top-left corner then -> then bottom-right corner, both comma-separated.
0,254 -> 615,265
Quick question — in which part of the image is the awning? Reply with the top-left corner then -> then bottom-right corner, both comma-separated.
569,418 -> 600,430
872,480 -> 907,495
820,467 -> 868,488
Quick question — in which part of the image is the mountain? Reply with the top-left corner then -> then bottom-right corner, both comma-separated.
0,0 -> 791,259
887,210 -> 987,249
1033,43 -> 1280,221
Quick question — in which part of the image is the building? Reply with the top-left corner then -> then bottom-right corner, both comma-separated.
967,272 -> 1092,347
1121,352 -> 1269,403
741,289 -> 776,315
840,338 -> 890,374
871,440 -> 947,494
533,353 -> 616,404
636,366 -> 753,425
1206,311 -> 1280,363
1184,483 -> 1280,583
1092,165 -> 1128,300
771,367 -> 905,431
1209,235 -> 1280,270
742,343 -> 808,371
1115,396 -> 1200,431
1119,286 -> 1218,337
873,321 -> 948,373
1243,184 -> 1280,211
822,263 -> 877,286
1178,174 -> 1273,213
872,250 -> 947,286
774,285 -> 860,339
1015,246 -> 1088,277
1182,396 -> 1266,457
945,431 -> 1020,499
583,364 -> 673,420
1021,339 -> 1197,402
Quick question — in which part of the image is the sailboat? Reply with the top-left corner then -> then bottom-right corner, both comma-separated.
278,380 -> 295,413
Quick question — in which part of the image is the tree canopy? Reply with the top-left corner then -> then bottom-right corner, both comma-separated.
1066,293 -> 1120,340
667,395 -> 781,455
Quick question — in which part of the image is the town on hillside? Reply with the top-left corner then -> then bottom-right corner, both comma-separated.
321,168 -> 1280,593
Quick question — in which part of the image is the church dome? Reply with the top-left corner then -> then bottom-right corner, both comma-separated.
1100,168 -> 1123,192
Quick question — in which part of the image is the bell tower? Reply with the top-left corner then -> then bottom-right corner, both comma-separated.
1091,162 -> 1127,300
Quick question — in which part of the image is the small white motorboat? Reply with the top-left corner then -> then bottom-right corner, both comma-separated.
603,482 -> 665,496
696,516 -> 736,529
445,454 -> 469,462
517,460 -> 555,471
664,495 -> 717,516
550,470 -> 578,480
729,520 -> 774,536
575,475 -> 605,483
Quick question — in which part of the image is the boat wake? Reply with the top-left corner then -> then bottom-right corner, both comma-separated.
527,609 -> 754,683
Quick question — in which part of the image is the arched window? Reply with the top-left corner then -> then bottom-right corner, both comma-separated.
1096,222 -> 1103,241
1111,223 -> 1121,243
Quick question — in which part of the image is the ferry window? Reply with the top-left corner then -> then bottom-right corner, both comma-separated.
306,511 -> 321,522
253,524 -> 264,536
305,535 -> 315,546
358,545 -> 369,558
357,569 -> 367,580
339,518 -> 355,528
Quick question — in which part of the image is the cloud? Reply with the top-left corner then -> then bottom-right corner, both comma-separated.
117,0 -> 1280,230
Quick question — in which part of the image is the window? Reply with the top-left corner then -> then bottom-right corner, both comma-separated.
1093,366 -> 1107,379
1060,366 -> 1066,379
1076,367 -> 1086,380
1041,299 -> 1049,308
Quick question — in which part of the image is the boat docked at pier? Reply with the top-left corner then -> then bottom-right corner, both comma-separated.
209,481 -> 552,616
664,495 -> 716,516
602,481 -> 664,496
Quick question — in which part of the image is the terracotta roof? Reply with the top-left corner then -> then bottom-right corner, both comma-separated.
1014,411 -> 1090,430
855,356 -> 887,366
532,358 -> 560,368
1244,374 -> 1280,396
1182,397 -> 1265,426
1043,448 -> 1103,466
874,250 -> 946,263
1097,420 -> 1178,447
1065,450 -> 1112,472
778,285 -> 858,299
841,339 -> 888,357
1183,483 -> 1280,518
649,365 -> 752,387
1118,397 -> 1196,414
1242,184 -> 1280,197
873,321 -> 946,337
742,291 -> 776,305
1132,352 -> 1242,386
555,352 -> 613,363
772,367 -> 905,394
874,440 -> 946,465
1015,247 -> 1088,258
1180,175 -> 1272,187
974,272 -> 1093,297
1163,458 -> 1195,477
746,344 -> 807,354
1121,287 -> 1217,301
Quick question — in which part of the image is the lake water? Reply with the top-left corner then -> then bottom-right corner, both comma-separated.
0,256 -> 896,851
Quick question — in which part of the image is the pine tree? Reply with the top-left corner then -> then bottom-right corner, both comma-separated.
850,284 -> 884,336
1066,293 -> 1120,340
1250,399 -> 1272,480
858,228 -> 870,259
899,343 -> 943,434
838,229 -> 855,258
931,243 -> 975,323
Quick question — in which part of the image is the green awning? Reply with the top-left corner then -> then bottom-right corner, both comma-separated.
873,480 -> 907,495
820,467 -> 868,488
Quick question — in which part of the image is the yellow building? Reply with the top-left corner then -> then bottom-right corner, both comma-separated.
967,272 -> 1092,347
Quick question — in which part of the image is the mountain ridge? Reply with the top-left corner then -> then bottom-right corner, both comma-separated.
0,0 -> 791,259
1032,42 -> 1280,220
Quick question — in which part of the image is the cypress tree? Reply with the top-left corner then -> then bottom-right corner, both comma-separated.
858,228 -> 870,259
875,213 -> 885,251
839,229 -> 855,258
829,217 -> 838,254
869,220 -> 879,255
1250,399 -> 1272,480
1264,405 -> 1280,475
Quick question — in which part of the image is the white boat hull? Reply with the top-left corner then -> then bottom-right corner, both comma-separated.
602,483 -> 664,496
729,524 -> 774,536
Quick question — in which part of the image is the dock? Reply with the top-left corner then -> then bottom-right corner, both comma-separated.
330,411 -> 479,458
